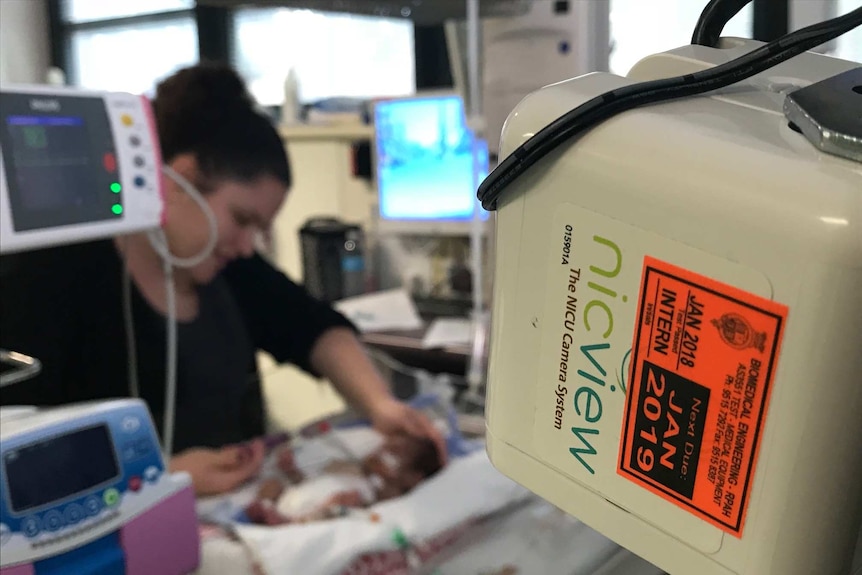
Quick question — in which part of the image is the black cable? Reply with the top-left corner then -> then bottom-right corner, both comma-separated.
692,0 -> 754,47
477,8 -> 862,212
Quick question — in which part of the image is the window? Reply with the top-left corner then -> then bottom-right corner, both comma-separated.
232,8 -> 415,106
68,19 -> 198,96
62,0 -> 193,24
58,0 -> 199,96
609,0 -> 753,75
835,0 -> 861,63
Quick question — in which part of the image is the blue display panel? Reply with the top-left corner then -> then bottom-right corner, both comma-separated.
374,95 -> 488,222
5,424 -> 119,513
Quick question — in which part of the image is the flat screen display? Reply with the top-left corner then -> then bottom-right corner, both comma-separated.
374,95 -> 488,222
4,424 -> 119,513
0,93 -> 122,232
5,116 -> 97,211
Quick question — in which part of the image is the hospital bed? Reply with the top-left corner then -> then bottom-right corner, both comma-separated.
193,394 -> 664,575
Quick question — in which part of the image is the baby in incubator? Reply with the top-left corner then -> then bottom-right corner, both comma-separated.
245,432 -> 442,525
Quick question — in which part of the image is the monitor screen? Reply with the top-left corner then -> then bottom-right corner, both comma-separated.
374,94 -> 488,223
4,424 -> 120,513
0,93 -> 123,233
6,115 -> 96,212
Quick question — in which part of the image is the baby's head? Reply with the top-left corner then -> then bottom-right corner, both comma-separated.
363,433 -> 443,497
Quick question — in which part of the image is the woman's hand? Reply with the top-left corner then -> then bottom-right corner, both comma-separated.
369,397 -> 448,465
169,439 -> 265,497
276,446 -> 305,484
308,327 -> 448,465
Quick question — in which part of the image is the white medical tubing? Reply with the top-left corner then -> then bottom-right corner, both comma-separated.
146,165 -> 217,455
149,165 -> 218,268
161,242 -> 178,457
122,261 -> 140,399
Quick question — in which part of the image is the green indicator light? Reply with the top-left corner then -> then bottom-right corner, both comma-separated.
112,204 -> 123,215
110,182 -> 122,193
103,488 -> 120,507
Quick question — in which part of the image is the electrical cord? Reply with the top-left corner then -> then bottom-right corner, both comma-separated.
122,258 -> 139,400
148,165 -> 218,268
155,166 -> 217,456
120,165 -> 218,456
477,7 -> 862,212
121,229 -> 181,457
161,239 -> 179,457
691,0 -> 754,47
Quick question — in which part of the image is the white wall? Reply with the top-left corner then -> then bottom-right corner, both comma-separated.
260,129 -> 376,432
479,0 -> 610,155
0,0 -> 51,84
610,0 -> 753,75
791,0 -> 861,63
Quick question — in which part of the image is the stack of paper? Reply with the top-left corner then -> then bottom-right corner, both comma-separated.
422,317 -> 473,349
333,289 -> 423,333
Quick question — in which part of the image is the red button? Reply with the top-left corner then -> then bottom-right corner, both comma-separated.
103,152 -> 117,172
129,476 -> 142,492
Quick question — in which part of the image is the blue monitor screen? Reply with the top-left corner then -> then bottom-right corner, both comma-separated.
374,95 -> 488,222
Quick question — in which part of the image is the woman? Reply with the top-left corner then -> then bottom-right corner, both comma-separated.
0,63 -> 445,496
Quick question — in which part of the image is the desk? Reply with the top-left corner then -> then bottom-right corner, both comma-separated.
362,327 -> 485,436
361,326 -> 470,376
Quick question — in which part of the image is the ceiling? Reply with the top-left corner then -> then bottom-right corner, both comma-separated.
195,0 -> 533,24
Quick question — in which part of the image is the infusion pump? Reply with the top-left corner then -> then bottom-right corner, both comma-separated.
0,400 -> 199,574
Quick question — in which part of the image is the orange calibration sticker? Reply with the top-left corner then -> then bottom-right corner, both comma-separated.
618,257 -> 788,537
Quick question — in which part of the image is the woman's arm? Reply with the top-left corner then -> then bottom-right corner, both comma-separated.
309,327 -> 393,420
224,254 -> 446,462
222,253 -> 356,374
309,327 -> 447,463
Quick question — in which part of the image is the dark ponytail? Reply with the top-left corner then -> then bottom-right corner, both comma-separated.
152,62 -> 291,189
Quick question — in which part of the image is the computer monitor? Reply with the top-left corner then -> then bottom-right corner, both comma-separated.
373,93 -> 489,235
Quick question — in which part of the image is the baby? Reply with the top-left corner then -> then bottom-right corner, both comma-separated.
246,432 -> 442,526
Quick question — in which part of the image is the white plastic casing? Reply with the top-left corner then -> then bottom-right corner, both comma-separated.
0,84 -> 164,254
484,40 -> 862,575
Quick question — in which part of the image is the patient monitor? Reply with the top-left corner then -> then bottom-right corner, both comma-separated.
0,84 -> 164,254
483,37 -> 861,575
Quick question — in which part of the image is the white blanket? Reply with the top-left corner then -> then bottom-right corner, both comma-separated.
230,448 -> 530,575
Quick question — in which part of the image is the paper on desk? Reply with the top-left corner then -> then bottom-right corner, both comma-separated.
333,288 -> 423,333
422,317 -> 473,349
